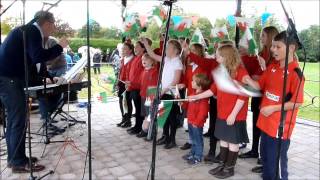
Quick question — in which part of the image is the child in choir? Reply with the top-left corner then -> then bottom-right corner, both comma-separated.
180,43 -> 211,151
181,40 -> 233,164
117,42 -> 135,128
126,40 -> 151,135
244,31 -> 304,180
182,73 -> 211,165
239,26 -> 279,174
142,38 -> 183,149
137,53 -> 159,138
189,44 -> 250,179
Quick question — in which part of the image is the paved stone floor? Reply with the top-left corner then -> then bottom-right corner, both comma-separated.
0,97 -> 319,180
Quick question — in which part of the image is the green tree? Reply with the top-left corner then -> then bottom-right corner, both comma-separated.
192,17 -> 213,38
1,17 -> 21,34
213,15 -> 282,50
99,27 -> 121,39
141,21 -> 161,40
297,25 -> 320,62
53,18 -> 75,38
77,19 -> 102,38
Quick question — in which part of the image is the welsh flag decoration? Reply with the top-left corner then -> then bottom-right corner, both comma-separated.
139,15 -> 149,32
170,16 -> 193,38
97,92 -> 107,103
157,101 -> 173,128
191,28 -> 206,48
210,25 -> 229,43
123,14 -> 140,37
101,74 -> 116,85
145,86 -> 157,107
235,17 -> 257,55
152,6 -> 167,27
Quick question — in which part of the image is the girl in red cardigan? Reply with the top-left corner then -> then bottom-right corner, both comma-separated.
117,42 -> 135,128
125,41 -> 148,135
189,45 -> 250,179
182,73 -> 211,165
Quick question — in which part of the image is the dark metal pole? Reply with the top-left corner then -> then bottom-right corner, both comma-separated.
86,0 -> 92,179
235,0 -> 242,49
150,1 -> 175,179
21,0 -> 35,179
275,1 -> 303,179
0,0 -> 2,45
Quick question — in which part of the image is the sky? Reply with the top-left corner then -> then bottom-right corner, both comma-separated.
1,0 -> 319,31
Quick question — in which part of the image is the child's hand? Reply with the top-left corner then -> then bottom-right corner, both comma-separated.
177,84 -> 185,89
187,95 -> 197,102
53,77 -> 61,83
141,38 -> 150,48
45,78 -> 53,84
226,114 -> 236,126
124,81 -> 131,89
257,56 -> 266,71
181,41 -> 190,55
260,106 -> 276,117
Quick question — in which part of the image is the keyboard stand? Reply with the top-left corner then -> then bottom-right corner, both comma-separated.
51,97 -> 86,124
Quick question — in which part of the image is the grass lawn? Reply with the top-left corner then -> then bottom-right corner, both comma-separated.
78,65 -> 117,100
298,62 -> 319,122
78,62 -> 320,121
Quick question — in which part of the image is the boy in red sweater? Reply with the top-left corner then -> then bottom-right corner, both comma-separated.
244,31 -> 304,180
183,73 -> 211,165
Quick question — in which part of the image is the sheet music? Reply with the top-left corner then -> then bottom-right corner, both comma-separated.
60,56 -> 88,84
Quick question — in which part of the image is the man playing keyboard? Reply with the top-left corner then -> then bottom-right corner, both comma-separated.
0,11 -> 68,173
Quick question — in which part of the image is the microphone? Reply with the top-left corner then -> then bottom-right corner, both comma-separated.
287,18 -> 302,49
280,0 -> 303,49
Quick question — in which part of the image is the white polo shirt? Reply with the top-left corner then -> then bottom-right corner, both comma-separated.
161,56 -> 183,91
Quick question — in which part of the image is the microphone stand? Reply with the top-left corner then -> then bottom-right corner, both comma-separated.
86,0 -> 93,179
149,1 -> 176,180
20,0 -> 62,179
275,1 -> 303,179
234,0 -> 242,49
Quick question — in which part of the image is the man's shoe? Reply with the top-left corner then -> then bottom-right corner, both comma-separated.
8,157 -> 39,168
12,163 -> 45,173
239,151 -> 259,159
180,142 -> 191,150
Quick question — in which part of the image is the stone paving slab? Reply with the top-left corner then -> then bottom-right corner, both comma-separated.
0,98 -> 319,180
